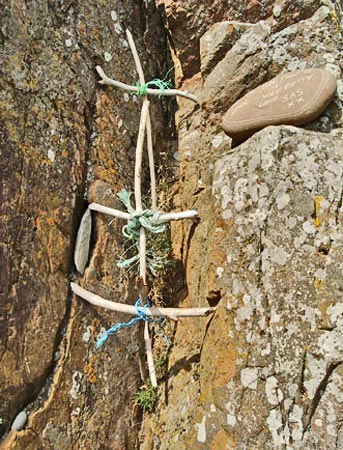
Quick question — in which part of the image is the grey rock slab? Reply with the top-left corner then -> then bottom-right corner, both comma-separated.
212,125 -> 343,449
200,21 -> 251,78
222,68 -> 337,141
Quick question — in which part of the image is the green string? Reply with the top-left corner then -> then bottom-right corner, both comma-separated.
116,189 -> 168,275
135,67 -> 174,98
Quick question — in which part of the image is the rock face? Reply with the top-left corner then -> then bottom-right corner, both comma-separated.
222,69 -> 337,141
0,0 -> 171,449
140,1 -> 343,450
1,0 -> 343,449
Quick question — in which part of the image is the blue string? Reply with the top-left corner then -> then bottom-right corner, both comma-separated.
96,299 -> 152,348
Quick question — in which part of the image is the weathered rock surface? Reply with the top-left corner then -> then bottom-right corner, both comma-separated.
140,1 -> 343,449
156,0 -> 323,81
200,21 -> 251,78
1,0 -> 343,449
0,0 -> 172,448
222,69 -> 337,141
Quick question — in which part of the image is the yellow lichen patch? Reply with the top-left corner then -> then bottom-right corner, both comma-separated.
88,373 -> 97,384
84,363 -> 93,375
314,278 -> 325,289
313,195 -> 323,227
330,8 -> 341,33
84,361 -> 97,384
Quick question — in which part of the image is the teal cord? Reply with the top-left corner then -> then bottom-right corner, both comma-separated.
116,189 -> 168,274
135,67 -> 174,98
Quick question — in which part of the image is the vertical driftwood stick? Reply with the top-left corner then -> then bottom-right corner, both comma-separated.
127,28 -> 157,388
146,115 -> 157,210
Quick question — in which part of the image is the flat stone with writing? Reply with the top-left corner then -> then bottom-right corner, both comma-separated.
222,69 -> 337,141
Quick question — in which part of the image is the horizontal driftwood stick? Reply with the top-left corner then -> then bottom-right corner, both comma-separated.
71,283 -> 215,320
95,66 -> 199,104
89,203 -> 130,219
88,202 -> 198,223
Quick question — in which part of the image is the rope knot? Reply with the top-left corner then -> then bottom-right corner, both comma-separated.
122,209 -> 166,241
96,299 -> 152,348
115,189 -> 168,275
135,77 -> 172,97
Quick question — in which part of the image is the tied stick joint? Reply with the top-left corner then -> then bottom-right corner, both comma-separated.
96,299 -> 158,348
116,189 -> 168,274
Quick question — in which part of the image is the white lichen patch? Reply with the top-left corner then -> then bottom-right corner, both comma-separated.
82,325 -> 92,343
276,193 -> 290,210
114,23 -> 123,34
318,325 -> 343,362
211,132 -> 231,148
216,267 -> 224,278
266,408 -> 284,447
47,149 -> 55,162
327,303 -> 343,326
303,354 -> 327,399
265,376 -> 284,406
272,4 -> 282,17
69,371 -> 83,399
195,415 -> 207,443
227,414 -> 236,426
65,38 -> 72,48
240,367 -> 259,389
104,52 -> 113,62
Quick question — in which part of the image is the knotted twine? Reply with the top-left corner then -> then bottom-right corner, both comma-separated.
134,67 -> 174,97
96,299 -> 152,348
116,189 -> 167,275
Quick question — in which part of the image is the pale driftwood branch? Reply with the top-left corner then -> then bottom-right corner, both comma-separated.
89,203 -> 130,220
144,321 -> 157,387
127,29 -> 155,385
134,99 -> 150,213
88,202 -> 198,224
158,210 -> 199,223
71,283 -> 215,319
126,29 -> 145,86
146,114 -> 157,210
125,31 -> 157,210
95,66 -> 199,103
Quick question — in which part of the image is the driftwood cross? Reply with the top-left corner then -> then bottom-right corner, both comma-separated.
71,30 -> 214,387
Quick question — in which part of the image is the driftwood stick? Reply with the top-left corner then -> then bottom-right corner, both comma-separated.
146,114 -> 157,210
158,210 -> 199,223
88,202 -> 198,223
126,29 -> 145,85
127,29 -> 156,387
126,30 -> 157,210
89,203 -> 130,220
144,321 -> 157,387
134,100 -> 149,212
95,66 -> 199,103
71,283 -> 215,318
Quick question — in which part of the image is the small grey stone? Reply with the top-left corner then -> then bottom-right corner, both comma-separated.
74,208 -> 92,274
222,69 -> 337,141
11,410 -> 27,431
